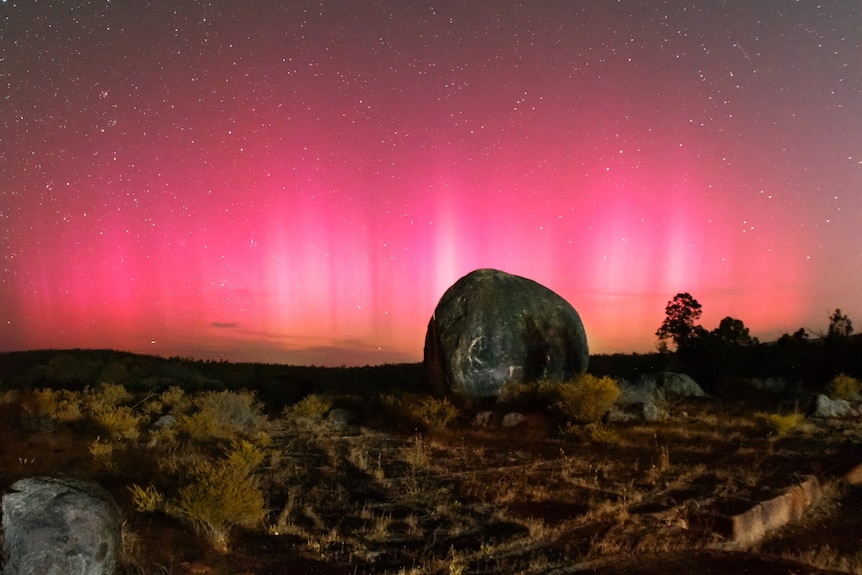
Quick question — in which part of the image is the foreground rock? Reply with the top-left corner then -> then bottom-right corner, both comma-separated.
811,394 -> 855,418
424,268 -> 588,398
1,476 -> 121,575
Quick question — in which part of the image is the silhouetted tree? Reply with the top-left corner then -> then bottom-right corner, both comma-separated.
656,293 -> 704,352
712,316 -> 758,346
828,308 -> 853,339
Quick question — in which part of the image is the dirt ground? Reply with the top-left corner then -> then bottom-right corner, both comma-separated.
1,395 -> 861,575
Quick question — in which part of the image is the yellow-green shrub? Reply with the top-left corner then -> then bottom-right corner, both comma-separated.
755,412 -> 804,437
177,390 -> 267,441
498,379 -> 560,409
412,396 -> 459,430
170,456 -> 267,552
159,386 -> 189,410
128,483 -> 164,513
89,437 -> 114,468
20,388 -> 58,419
283,394 -> 332,421
53,390 -> 85,422
92,405 -> 142,440
557,374 -> 620,424
225,439 -> 266,475
85,383 -> 133,413
826,374 -> 861,401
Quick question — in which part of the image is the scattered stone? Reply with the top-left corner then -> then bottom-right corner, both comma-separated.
1,476 -> 121,575
474,411 -> 493,427
326,408 -> 357,428
812,394 -> 854,418
642,402 -> 661,422
153,414 -> 177,428
502,412 -> 525,428
759,377 -> 788,393
424,268 -> 589,398
613,372 -> 702,421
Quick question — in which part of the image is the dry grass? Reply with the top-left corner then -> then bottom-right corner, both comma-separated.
1,382 -> 860,574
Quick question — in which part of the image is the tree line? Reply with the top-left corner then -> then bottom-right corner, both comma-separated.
654,293 -> 860,393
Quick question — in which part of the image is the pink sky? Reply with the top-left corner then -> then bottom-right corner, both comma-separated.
2,2 -> 860,365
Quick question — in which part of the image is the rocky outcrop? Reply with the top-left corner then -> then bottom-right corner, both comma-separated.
1,476 -> 121,575
424,269 -> 588,398
659,372 -> 706,398
611,372 -> 705,422
812,394 -> 855,418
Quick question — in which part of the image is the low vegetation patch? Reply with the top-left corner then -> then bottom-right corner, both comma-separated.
754,411 -> 805,437
826,373 -> 861,401
1,352 -> 861,574
556,374 -> 621,424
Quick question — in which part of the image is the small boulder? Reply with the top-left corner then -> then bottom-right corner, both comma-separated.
424,269 -> 588,398
659,372 -> 706,398
642,402 -> 662,422
617,377 -> 662,406
474,411 -> 494,427
2,476 -> 122,575
326,408 -> 357,428
812,394 -> 854,418
502,412 -> 525,428
152,414 -> 177,428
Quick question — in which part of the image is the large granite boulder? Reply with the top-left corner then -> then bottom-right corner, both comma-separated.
424,268 -> 588,398
1,476 -> 122,575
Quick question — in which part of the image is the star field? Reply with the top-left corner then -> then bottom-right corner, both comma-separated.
2,1 -> 861,365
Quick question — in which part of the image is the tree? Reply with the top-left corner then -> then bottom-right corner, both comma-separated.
656,293 -> 704,352
828,308 -> 853,339
712,316 -> 758,346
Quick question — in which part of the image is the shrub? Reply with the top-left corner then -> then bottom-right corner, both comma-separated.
498,379 -> 561,409
128,483 -> 164,513
177,390 -> 267,441
170,456 -> 267,552
557,374 -> 620,424
53,389 -> 85,422
92,405 -> 142,440
412,396 -> 459,430
89,437 -> 114,468
85,383 -> 133,413
826,374 -> 861,401
19,388 -> 58,419
283,394 -> 332,421
755,412 -> 804,437
225,439 -> 266,475
159,386 -> 189,410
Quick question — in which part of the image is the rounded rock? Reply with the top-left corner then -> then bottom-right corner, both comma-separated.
424,268 -> 588,398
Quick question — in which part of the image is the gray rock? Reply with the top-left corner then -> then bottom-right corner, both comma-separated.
614,373 -> 701,422
617,377 -> 663,405
2,476 -> 121,575
812,394 -> 854,418
152,414 -> 176,428
642,402 -> 661,422
474,411 -> 493,427
424,269 -> 588,398
659,372 -> 706,398
502,412 -> 525,428
326,408 -> 356,428
759,377 -> 788,393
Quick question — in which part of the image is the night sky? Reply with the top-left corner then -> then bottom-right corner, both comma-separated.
2,1 -> 860,366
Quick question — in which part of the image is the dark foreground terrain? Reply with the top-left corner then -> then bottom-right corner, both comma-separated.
0,349 -> 860,574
